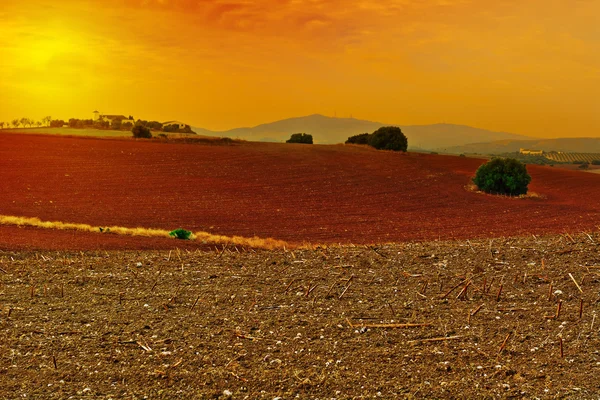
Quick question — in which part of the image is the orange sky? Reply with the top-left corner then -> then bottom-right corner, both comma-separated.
0,0 -> 598,137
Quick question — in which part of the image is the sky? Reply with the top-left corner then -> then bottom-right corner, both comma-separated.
0,0 -> 598,137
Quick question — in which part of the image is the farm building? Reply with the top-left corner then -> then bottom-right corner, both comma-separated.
93,111 -> 135,125
519,148 -> 544,156
162,121 -> 187,130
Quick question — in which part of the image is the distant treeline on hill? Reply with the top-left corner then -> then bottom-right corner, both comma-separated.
48,118 -> 193,133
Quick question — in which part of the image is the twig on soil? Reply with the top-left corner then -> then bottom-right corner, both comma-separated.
189,296 -> 200,313
498,332 -> 511,354
346,318 -> 430,329
548,282 -> 553,301
283,278 -> 296,293
387,302 -> 396,318
585,233 -> 595,244
496,284 -> 503,302
150,267 -> 163,292
456,280 -> 471,300
338,283 -> 352,299
440,279 -> 468,299
568,273 -> 583,293
579,298 -> 584,319
470,303 -> 485,317
408,336 -> 462,344
137,340 -> 152,352
556,300 -> 562,318
235,332 -> 261,341
559,337 -> 564,358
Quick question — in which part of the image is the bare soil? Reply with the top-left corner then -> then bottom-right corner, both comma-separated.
2,133 -> 600,250
1,233 -> 600,399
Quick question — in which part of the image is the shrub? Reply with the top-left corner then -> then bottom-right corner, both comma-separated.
132,125 -> 152,139
346,133 -> 371,145
579,162 -> 589,170
286,133 -> 313,144
169,228 -> 193,240
592,160 -> 600,165
367,126 -> 407,152
473,158 -> 531,196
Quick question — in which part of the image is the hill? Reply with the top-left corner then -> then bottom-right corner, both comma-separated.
441,137 -> 600,155
193,114 -> 534,149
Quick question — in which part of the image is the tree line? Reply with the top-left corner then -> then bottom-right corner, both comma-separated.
0,116 -> 52,129
0,117 -> 193,133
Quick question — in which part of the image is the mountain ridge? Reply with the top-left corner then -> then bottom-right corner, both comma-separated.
193,114 -> 536,149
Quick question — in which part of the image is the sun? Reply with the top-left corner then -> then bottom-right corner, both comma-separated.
18,27 -> 80,68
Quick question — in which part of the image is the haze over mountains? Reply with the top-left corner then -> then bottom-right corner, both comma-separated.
193,114 -> 598,154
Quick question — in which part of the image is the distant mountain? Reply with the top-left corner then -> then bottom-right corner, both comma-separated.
193,114 -> 536,149
441,138 -> 600,155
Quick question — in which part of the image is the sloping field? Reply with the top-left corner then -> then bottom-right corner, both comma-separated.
1,133 -> 600,250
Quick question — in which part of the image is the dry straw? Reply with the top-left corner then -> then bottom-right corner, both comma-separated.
0,214 -> 289,250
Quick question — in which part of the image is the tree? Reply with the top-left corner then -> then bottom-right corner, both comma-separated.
162,124 -> 179,133
35,121 -> 42,127
43,116 -> 52,126
473,158 -> 531,196
94,120 -> 110,129
0,122 -> 4,129
346,133 -> 371,145
368,126 -> 408,151
12,119 -> 20,128
132,125 -> 152,139
286,133 -> 313,144
111,119 -> 122,130
20,117 -> 29,128
147,121 -> 163,131
50,119 -> 65,128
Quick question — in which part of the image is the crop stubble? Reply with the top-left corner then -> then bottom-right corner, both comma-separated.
0,234 -> 599,398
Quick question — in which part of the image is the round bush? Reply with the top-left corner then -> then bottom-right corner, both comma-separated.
286,133 -> 313,144
473,158 -> 531,196
368,126 -> 407,152
346,133 -> 370,145
132,125 -> 152,139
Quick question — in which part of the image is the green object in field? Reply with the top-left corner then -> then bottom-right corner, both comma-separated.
169,228 -> 192,240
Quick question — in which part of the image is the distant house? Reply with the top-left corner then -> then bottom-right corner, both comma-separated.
93,110 -> 135,125
162,121 -> 187,130
519,148 -> 544,156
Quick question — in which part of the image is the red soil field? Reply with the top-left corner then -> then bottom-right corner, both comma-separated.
1,133 -> 600,250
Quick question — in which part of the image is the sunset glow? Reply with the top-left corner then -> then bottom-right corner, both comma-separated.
1,0 -> 598,137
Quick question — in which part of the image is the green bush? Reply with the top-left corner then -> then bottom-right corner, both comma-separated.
473,158 -> 531,196
368,126 -> 407,152
346,133 -> 371,145
286,133 -> 313,144
579,162 -> 590,170
169,228 -> 193,240
132,125 -> 152,138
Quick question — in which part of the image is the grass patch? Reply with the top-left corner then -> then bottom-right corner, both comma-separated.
0,215 -> 289,250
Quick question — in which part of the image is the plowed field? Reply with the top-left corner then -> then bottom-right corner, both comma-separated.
1,133 -> 600,250
1,235 -> 599,398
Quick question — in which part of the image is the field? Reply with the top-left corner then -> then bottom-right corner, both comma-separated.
2,127 -> 132,137
2,133 -> 600,251
545,152 -> 600,164
1,235 -> 600,398
2,132 -> 600,398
